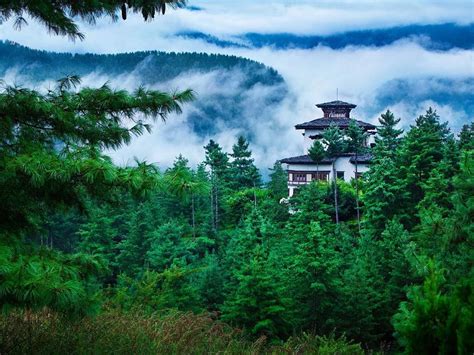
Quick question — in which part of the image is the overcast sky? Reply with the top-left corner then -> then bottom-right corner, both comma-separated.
0,0 -> 473,170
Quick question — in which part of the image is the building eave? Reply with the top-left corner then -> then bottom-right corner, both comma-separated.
295,118 -> 376,130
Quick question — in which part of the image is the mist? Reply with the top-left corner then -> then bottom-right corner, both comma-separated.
0,0 -> 472,173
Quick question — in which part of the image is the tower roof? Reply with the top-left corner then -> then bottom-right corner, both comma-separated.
295,118 -> 376,130
316,100 -> 357,109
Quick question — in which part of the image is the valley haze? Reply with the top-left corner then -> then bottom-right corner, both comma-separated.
0,0 -> 472,173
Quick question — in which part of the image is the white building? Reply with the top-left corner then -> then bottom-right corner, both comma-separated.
281,100 -> 376,197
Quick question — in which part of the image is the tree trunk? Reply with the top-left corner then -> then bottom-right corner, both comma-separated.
355,152 -> 361,233
253,180 -> 257,208
333,162 -> 339,224
215,182 -> 219,232
210,177 -> 216,231
191,193 -> 196,239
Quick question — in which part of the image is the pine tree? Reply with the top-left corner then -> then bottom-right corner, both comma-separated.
116,204 -> 156,276
322,124 -> 347,224
146,220 -> 191,272
229,136 -> 261,190
0,79 -> 192,313
346,120 -> 368,231
268,161 -> 288,200
77,205 -> 119,275
458,122 -> 474,152
363,110 -> 405,235
221,244 -> 288,338
165,156 -> 209,238
308,139 -> 326,182
204,140 -> 229,232
363,157 -> 406,235
0,1 -> 187,40
393,263 -> 474,354
398,108 -> 450,228
373,110 -> 403,160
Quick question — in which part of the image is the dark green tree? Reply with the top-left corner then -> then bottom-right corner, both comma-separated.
229,136 -> 261,190
398,108 -> 450,228
0,1 -> 186,40
458,122 -> 474,151
373,110 -> 403,160
204,140 -> 229,232
0,79 -> 192,313
268,161 -> 288,200
221,244 -> 288,338
393,264 -> 474,354
346,120 -> 368,231
322,124 -> 347,224
363,110 -> 405,235
165,156 -> 209,238
308,139 -> 326,182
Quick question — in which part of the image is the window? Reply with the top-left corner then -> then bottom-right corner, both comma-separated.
293,173 -> 307,182
337,171 -> 345,179
311,171 -> 330,181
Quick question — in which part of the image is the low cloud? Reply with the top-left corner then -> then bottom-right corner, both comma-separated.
0,1 -> 472,173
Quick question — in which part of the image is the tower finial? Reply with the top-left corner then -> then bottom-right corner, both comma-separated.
336,88 -> 338,100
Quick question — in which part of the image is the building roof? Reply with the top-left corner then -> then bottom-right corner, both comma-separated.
349,153 -> 373,164
280,153 -> 373,165
295,118 -> 376,130
316,100 -> 357,109
280,154 -> 334,165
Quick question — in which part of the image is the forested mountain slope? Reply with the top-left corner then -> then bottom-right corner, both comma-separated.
0,40 -> 287,137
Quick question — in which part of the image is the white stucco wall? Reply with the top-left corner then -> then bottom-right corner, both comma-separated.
333,156 -> 370,182
303,128 -> 377,154
284,158 -> 370,197
302,129 -> 325,152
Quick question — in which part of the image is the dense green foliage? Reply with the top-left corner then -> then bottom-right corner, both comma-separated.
0,1 -> 187,40
1,3 -> 472,352
2,79 -> 472,354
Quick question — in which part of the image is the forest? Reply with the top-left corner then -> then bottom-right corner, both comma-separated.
0,1 -> 473,354
1,86 -> 473,352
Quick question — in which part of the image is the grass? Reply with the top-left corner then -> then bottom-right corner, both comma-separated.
0,309 -> 365,354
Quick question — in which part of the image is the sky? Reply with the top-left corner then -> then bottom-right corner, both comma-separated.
0,0 -> 473,171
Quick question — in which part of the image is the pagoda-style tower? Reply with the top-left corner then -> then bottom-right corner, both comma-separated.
317,100 -> 356,118
280,99 -> 377,197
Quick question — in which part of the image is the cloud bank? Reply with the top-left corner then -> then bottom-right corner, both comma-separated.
0,1 -> 472,173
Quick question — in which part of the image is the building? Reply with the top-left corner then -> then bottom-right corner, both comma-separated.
280,100 -> 376,197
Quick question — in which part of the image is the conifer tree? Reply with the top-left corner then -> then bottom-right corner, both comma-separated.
458,122 -> 474,151
146,220 -> 190,272
116,203 -> 156,276
308,139 -> 326,182
373,110 -> 403,160
346,120 -> 368,231
77,205 -> 119,275
393,264 -> 474,354
165,156 -> 209,238
322,124 -> 347,224
204,140 -> 229,232
221,244 -> 288,338
229,136 -> 261,189
363,110 -> 405,235
268,161 -> 288,200
0,1 -> 186,40
398,108 -> 450,228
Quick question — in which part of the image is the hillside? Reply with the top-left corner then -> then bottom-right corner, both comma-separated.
178,23 -> 474,50
0,41 -> 287,137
